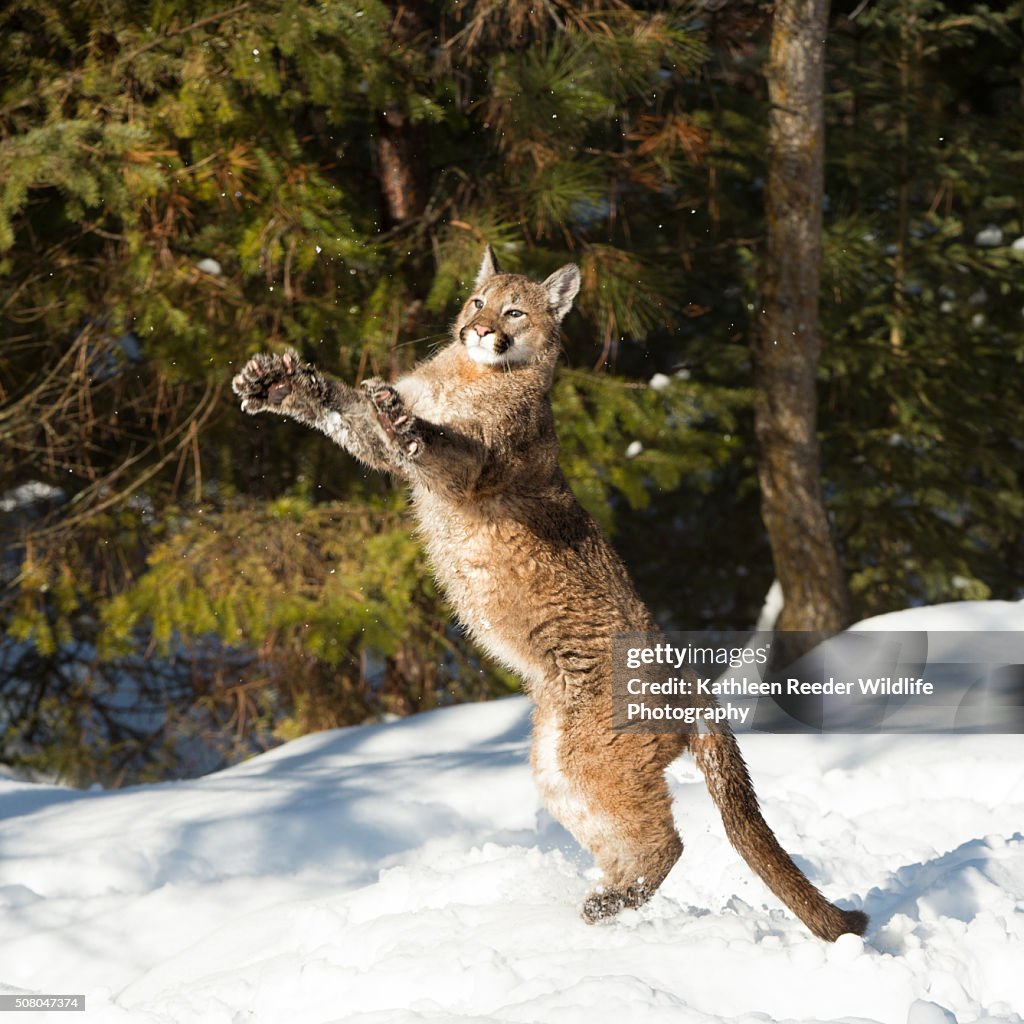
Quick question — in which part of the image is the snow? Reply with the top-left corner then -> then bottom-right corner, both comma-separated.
973,226 -> 1003,248
755,579 -> 784,631
196,258 -> 223,276
2,602 -> 1024,1023
0,481 -> 64,513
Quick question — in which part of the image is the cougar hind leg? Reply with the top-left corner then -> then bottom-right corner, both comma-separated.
578,775 -> 682,922
532,712 -> 684,921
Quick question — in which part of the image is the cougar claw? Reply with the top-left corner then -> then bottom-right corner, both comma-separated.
232,350 -> 302,413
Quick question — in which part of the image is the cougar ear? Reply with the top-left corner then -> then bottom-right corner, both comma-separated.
542,264 -> 580,322
474,245 -> 502,288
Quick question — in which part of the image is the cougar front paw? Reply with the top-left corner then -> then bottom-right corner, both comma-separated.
361,378 -> 422,457
232,350 -> 301,414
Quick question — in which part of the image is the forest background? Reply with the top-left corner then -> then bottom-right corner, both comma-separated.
1,0 -> 1021,785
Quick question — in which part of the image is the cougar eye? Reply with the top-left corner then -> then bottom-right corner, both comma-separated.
472,298 -> 484,309
504,309 -> 524,319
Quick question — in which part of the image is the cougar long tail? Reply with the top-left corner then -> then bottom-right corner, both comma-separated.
691,730 -> 868,941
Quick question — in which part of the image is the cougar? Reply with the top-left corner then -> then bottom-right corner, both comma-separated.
231,246 -> 867,941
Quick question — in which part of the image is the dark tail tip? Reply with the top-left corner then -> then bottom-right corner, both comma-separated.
841,908 -> 869,938
816,907 -> 869,942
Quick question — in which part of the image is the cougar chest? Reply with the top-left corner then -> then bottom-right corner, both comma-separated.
409,487 -> 551,683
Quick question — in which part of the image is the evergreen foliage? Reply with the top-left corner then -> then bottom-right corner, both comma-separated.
820,0 -> 1024,611
1,0 -> 1021,783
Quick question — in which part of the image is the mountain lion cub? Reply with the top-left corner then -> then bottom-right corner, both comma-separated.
232,247 -> 867,941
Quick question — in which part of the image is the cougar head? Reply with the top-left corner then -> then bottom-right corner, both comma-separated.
455,246 -> 580,368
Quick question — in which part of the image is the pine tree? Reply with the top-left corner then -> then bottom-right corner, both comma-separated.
819,0 -> 1024,614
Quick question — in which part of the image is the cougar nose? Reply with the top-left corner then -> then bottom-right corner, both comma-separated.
472,323 -> 493,337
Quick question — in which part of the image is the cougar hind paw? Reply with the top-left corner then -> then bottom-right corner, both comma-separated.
232,350 -> 301,414
581,882 -> 653,923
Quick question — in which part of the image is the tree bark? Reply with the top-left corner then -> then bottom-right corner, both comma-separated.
377,111 -> 429,225
376,2 -> 430,227
754,0 -> 851,646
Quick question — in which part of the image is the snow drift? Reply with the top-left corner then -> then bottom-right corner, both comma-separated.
1,602 -> 1023,1023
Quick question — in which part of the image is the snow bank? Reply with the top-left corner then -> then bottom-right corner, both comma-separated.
1,603 -> 1022,1023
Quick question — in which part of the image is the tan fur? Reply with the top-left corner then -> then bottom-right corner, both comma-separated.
231,247 -> 868,941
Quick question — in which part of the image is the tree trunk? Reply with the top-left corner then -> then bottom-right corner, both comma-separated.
377,111 -> 429,225
754,0 -> 851,648
376,2 -> 430,227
